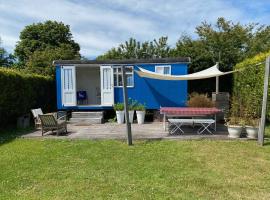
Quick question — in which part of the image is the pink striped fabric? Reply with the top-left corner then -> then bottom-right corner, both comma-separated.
160,107 -> 221,115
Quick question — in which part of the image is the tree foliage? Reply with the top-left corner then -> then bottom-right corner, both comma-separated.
97,37 -> 171,60
0,38 -> 15,67
14,21 -> 80,75
26,44 -> 78,76
98,18 -> 270,93
0,68 -> 55,127
232,51 -> 270,120
173,18 -> 254,72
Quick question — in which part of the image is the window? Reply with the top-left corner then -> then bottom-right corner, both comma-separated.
113,66 -> 134,87
155,65 -> 171,75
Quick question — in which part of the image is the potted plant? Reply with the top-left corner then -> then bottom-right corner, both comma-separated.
245,118 -> 259,139
128,98 -> 137,123
226,96 -> 245,138
114,103 -> 124,124
243,97 -> 260,139
226,116 -> 245,138
135,103 -> 146,124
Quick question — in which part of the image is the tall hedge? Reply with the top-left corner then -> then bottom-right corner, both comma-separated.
0,68 -> 56,127
233,51 -> 270,119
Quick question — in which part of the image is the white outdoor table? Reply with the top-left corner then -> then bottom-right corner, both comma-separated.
168,118 -> 216,135
161,107 -> 222,132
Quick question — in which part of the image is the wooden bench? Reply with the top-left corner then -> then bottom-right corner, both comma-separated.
168,118 -> 216,135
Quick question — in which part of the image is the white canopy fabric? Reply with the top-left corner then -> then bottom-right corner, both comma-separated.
135,64 -> 237,80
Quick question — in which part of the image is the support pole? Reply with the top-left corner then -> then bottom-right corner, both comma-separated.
258,56 -> 270,146
122,65 -> 132,145
216,62 -> 219,94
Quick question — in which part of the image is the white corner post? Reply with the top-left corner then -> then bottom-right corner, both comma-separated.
216,62 -> 219,94
258,56 -> 270,146
121,65 -> 132,146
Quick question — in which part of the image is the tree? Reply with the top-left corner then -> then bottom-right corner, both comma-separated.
0,38 -> 15,67
14,20 -> 80,73
247,25 -> 270,57
97,37 -> 171,60
172,18 -> 253,73
26,44 -> 79,76
171,18 -> 260,93
97,18 -> 270,93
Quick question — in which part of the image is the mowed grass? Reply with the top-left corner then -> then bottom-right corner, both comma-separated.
1,136 -> 270,200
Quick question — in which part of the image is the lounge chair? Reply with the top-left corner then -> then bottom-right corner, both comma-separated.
39,114 -> 67,136
31,108 -> 43,128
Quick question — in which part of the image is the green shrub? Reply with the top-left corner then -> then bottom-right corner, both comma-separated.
233,51 -> 270,120
128,98 -> 138,110
134,103 -> 146,111
225,96 -> 245,126
0,68 -> 56,127
113,103 -> 124,111
187,92 -> 215,107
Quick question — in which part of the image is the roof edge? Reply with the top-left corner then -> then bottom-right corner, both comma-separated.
53,57 -> 191,66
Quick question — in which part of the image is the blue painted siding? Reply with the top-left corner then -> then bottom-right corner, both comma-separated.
114,63 -> 187,109
56,66 -> 62,110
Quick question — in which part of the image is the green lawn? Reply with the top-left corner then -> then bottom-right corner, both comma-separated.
1,133 -> 270,200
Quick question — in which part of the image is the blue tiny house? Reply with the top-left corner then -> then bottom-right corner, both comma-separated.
54,58 -> 190,111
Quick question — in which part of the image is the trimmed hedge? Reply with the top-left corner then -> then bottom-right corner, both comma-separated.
0,68 -> 56,127
233,51 -> 270,119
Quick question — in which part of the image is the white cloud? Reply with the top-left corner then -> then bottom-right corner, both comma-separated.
0,0 -> 270,58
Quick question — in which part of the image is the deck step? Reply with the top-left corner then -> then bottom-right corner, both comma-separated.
71,111 -> 103,118
69,117 -> 103,124
69,111 -> 104,124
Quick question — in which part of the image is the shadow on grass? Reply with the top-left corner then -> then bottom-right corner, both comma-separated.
262,137 -> 270,146
0,126 -> 35,146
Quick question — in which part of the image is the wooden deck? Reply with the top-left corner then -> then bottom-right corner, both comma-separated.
18,122 -> 246,141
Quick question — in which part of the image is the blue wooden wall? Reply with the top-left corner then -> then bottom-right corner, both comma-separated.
56,66 -> 62,110
56,63 -> 188,110
114,63 -> 187,109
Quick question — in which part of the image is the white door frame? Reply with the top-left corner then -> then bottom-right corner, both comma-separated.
100,65 -> 114,106
61,65 -> 77,107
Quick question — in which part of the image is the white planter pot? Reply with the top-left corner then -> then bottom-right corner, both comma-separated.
128,110 -> 134,123
246,126 -> 258,139
136,111 -> 146,124
228,125 -> 243,138
116,111 -> 125,124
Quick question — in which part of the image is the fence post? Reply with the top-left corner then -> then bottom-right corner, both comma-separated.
122,65 -> 132,145
258,56 -> 270,146
216,62 -> 219,94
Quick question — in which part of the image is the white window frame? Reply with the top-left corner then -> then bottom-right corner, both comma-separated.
113,66 -> 134,88
155,65 -> 171,75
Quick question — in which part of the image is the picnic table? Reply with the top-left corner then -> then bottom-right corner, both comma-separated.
160,107 -> 222,133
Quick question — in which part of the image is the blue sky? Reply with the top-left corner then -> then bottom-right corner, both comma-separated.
0,0 -> 270,58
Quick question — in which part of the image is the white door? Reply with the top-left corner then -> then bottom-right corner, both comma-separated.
61,66 -> 76,106
100,66 -> 114,106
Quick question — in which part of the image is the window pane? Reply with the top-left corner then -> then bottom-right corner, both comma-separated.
164,67 -> 170,75
156,67 -> 163,74
64,69 -> 73,90
103,68 -> 108,89
114,74 -> 118,86
126,74 -> 133,86
113,68 -> 117,73
125,66 -> 133,73
118,74 -> 123,86
118,67 -> 122,73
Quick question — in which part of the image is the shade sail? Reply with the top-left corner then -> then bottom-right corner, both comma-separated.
135,64 -> 237,80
